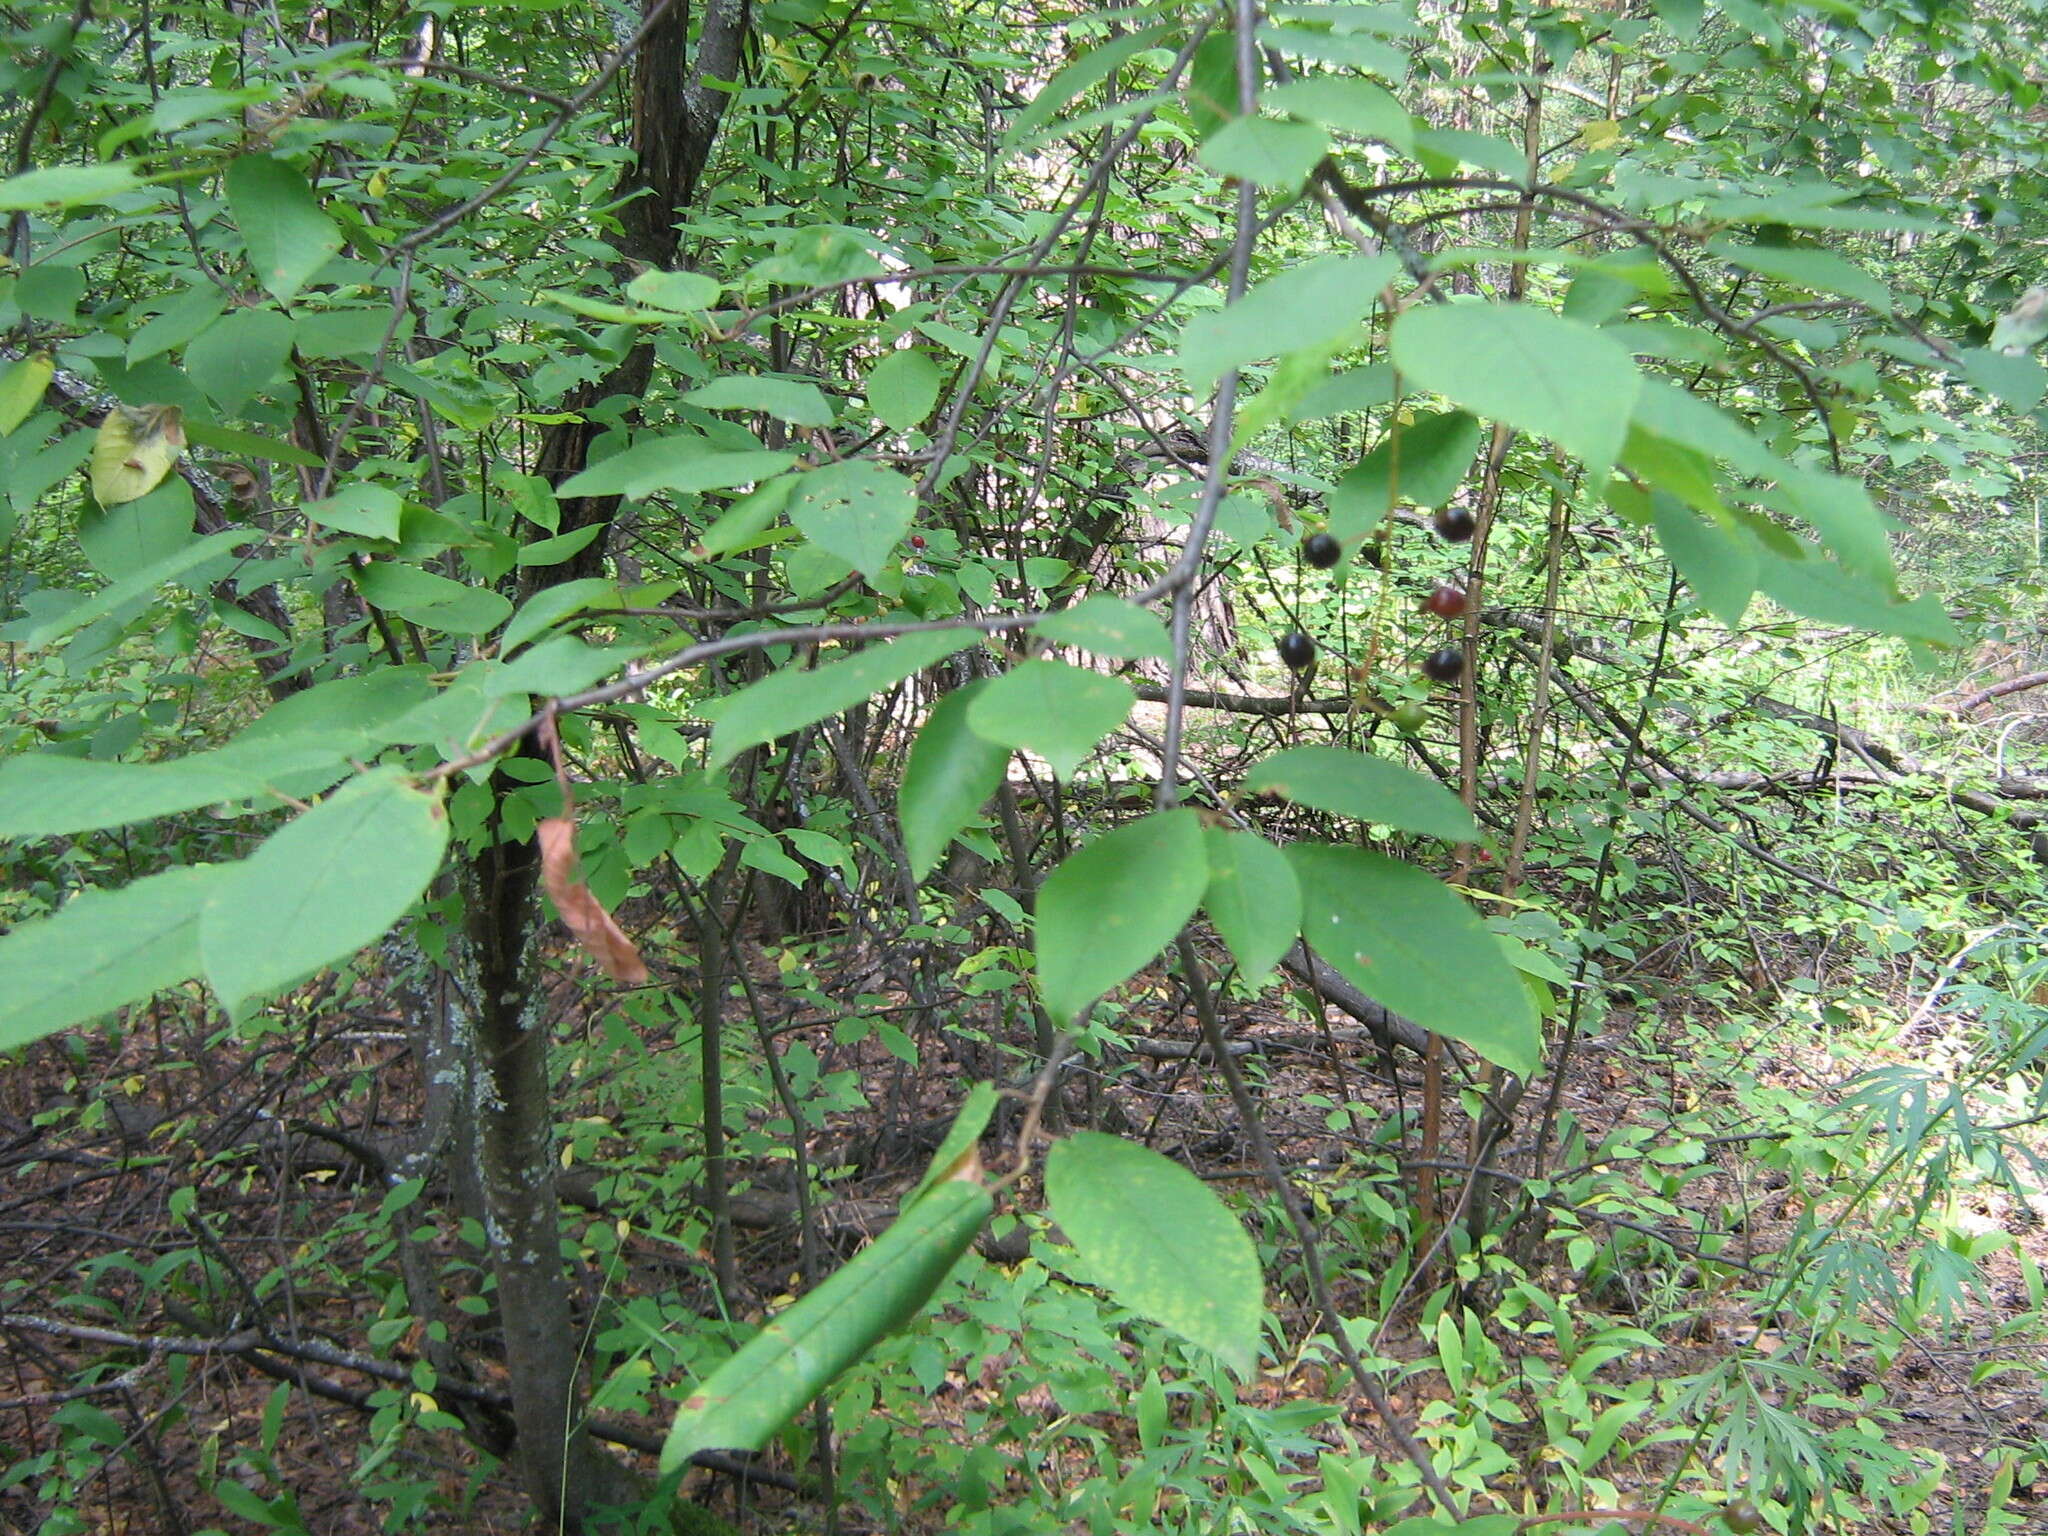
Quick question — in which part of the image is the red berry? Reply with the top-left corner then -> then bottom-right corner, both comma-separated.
1278,631 -> 1315,671
1303,531 -> 1342,569
1421,646 -> 1464,683
1432,506 -> 1476,542
1422,583 -> 1469,618
909,534 -> 927,550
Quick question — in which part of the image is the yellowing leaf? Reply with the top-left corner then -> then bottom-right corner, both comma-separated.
0,353 -> 53,436
1581,118 -> 1621,150
366,168 -> 388,199
90,404 -> 185,507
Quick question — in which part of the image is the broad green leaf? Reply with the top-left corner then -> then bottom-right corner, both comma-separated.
1265,76 -> 1414,150
305,483 -> 402,541
788,460 -> 916,576
1754,548 -> 1961,646
1959,346 -> 2047,412
1179,254 -> 1398,394
1000,26 -> 1170,153
181,421 -> 322,468
1244,746 -> 1476,841
502,579 -> 618,652
0,162 -> 141,209
1035,809 -> 1207,1024
0,528 -> 244,650
233,667 -> 439,751
1706,237 -> 1890,309
1763,466 -> 1895,581
0,865 -> 226,1052
516,524 -> 604,566
867,349 -> 943,431
354,562 -> 512,634
1198,117 -> 1328,190
225,155 -> 342,305
199,769 -> 451,1012
964,659 -> 1133,780
662,1175 -> 989,1470
906,1083 -> 999,1205
1287,843 -> 1540,1076
1650,494 -> 1755,629
293,304 -> 397,360
900,682 -> 1011,880
1257,21 -> 1406,78
1411,126 -> 1528,180
1392,303 -> 1639,474
0,736 -> 356,838
1327,409 -> 1482,539
488,636 -> 632,698
683,376 -> 835,428
706,630 -> 973,770
185,307 -> 293,410
625,268 -> 720,312
1628,379 -> 1781,480
1034,595 -> 1172,660
1044,1131 -> 1261,1375
692,476 -> 796,561
1201,829 -> 1300,981
80,478 -> 195,580
0,354 -> 53,435
555,432 -> 797,500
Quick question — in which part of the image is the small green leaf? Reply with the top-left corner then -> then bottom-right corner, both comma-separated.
683,376 -> 835,428
662,1175 -> 989,1469
964,659 -> 1132,781
1034,595 -> 1172,660
788,460 -> 916,576
502,579 -> 617,652
225,155 -> 343,305
1035,809 -> 1207,1025
199,769 -> 451,1012
1045,1132 -> 1261,1375
867,349 -> 943,431
899,681 -> 1011,880
0,865 -> 225,1052
1392,303 -> 1639,475
1179,254 -> 1399,394
354,563 -> 512,634
1198,117 -> 1328,190
1246,746 -> 1476,841
706,631 -> 974,771
1327,410 -> 1482,539
1287,843 -> 1540,1076
1000,26 -> 1171,153
555,433 -> 797,500
1201,829 -> 1300,981
305,483 -> 402,541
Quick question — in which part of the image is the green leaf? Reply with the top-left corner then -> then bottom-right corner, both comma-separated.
1327,409 -> 1482,539
1044,1131 -> 1261,1375
788,460 -> 916,576
184,307 -> 293,410
625,267 -> 720,312
1391,303 -> 1639,474
1201,829 -> 1301,981
682,376 -> 836,428
555,432 -> 797,500
1035,809 -> 1207,1025
79,478 -> 195,581
354,562 -> 512,634
0,162 -> 141,209
1959,346 -> 2047,412
1287,843 -> 1540,1076
706,631 -> 974,771
1000,26 -> 1170,153
1257,21 -> 1406,78
0,736 -> 355,838
866,349 -> 943,431
1754,548 -> 1960,645
691,476 -> 796,561
225,155 -> 343,306
964,659 -> 1133,781
1265,76 -> 1414,150
0,528 -> 245,650
899,681 -> 1011,880
199,769 -> 451,1012
516,524 -> 605,566
661,1175 -> 989,1470
1034,595 -> 1172,660
1197,117 -> 1328,190
1706,237 -> 1890,309
502,579 -> 617,652
0,354 -> 53,436
305,483 -> 402,541
905,1083 -> 999,1205
1244,746 -> 1476,841
1179,254 -> 1399,394
0,865 -> 225,1052
1650,494 -> 1755,628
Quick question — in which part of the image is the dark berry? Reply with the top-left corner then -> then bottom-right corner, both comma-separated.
1278,631 -> 1315,671
1422,583 -> 1469,618
1432,506 -> 1476,542
1358,539 -> 1385,570
1721,1499 -> 1762,1534
1390,701 -> 1429,734
1421,646 -> 1464,683
1303,531 -> 1342,569
909,533 -> 927,549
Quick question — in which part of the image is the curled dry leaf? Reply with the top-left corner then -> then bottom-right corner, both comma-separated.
90,404 -> 185,507
536,816 -> 650,985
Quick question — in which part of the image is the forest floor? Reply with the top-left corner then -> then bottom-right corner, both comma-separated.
3,927 -> 2045,1535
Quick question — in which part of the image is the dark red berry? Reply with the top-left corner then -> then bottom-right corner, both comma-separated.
1303,531 -> 1342,569
909,533 -> 926,550
1422,583 -> 1469,618
1432,506 -> 1476,542
1278,631 -> 1315,671
1421,646 -> 1464,683
1721,1499 -> 1762,1534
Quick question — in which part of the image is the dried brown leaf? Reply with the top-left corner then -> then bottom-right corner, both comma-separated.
536,816 -> 649,985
